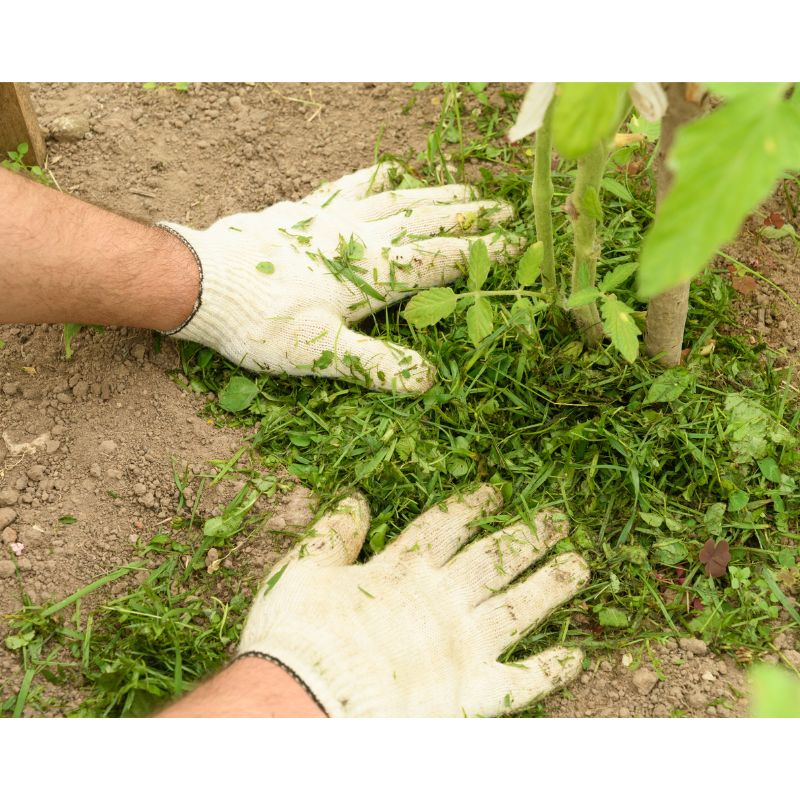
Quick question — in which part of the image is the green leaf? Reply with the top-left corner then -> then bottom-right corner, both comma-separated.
467,239 -> 490,292
516,241 -> 543,286
312,350 -> 334,370
402,287 -> 458,327
509,297 -> 543,334
601,176 -> 634,203
580,185 -> 603,221
704,502 -> 726,537
639,90 -> 800,298
598,607 -> 629,628
255,261 -> 275,274
728,490 -> 750,512
724,393 -> 795,464
63,323 -> 83,360
600,261 -> 638,292
466,297 -> 493,347
652,539 -> 689,566
566,288 -> 602,309
218,376 -> 259,412
601,297 -> 640,362
18,142 -> 29,156
762,568 -> 800,626
59,515 -> 77,525
644,367 -> 693,404
758,457 -> 782,483
552,83 -> 631,159
639,512 -> 664,528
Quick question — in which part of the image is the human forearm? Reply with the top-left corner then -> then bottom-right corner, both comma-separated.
156,656 -> 326,718
0,167 -> 199,330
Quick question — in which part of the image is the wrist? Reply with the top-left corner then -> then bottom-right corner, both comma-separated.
157,654 -> 327,718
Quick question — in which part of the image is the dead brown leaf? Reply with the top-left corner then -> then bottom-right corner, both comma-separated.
699,538 -> 730,578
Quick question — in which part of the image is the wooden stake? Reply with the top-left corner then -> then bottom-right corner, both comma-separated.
0,83 -> 46,167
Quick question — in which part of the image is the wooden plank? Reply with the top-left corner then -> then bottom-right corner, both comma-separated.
0,83 -> 47,167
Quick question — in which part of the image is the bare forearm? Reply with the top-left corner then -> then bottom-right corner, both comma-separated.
157,656 -> 326,718
0,167 -> 199,331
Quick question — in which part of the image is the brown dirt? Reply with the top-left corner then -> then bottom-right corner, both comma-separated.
2,82 -> 798,717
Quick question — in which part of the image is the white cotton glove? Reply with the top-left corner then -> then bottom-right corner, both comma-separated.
237,485 -> 590,717
161,163 -> 518,393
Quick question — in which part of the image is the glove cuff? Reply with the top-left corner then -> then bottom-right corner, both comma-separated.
234,651 -> 330,717
154,223 -> 205,335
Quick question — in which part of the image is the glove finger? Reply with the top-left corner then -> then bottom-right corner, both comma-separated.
369,200 -> 514,243
443,511 -> 570,606
303,318 -> 436,393
355,184 -> 475,220
473,552 -> 590,653
258,494 -> 370,583
385,232 -> 522,291
370,484 -> 503,569
470,647 -> 585,717
296,493 -> 371,567
305,162 -> 407,206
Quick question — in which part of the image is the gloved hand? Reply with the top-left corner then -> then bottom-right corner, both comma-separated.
237,484 -> 590,717
161,163 -> 518,393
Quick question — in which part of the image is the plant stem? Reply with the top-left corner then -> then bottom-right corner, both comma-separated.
569,142 -> 606,347
533,104 -> 557,295
645,83 -> 705,366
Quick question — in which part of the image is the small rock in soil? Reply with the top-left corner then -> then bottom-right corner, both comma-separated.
50,114 -> 91,142
0,560 -> 16,578
99,439 -> 118,454
1,527 -> 18,544
679,637 -> 708,656
0,487 -> 20,506
632,668 -> 658,695
0,507 -> 18,530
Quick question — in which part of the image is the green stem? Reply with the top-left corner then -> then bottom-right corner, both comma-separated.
461,290 -> 545,299
533,104 -> 557,295
569,142 -> 607,347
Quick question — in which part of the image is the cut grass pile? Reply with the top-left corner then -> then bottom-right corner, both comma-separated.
2,84 -> 798,717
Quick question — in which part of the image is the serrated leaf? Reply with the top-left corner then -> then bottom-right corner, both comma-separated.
516,241 -> 543,287
639,91 -> 800,298
644,367 -> 693,404
466,297 -> 493,347
467,239 -> 490,291
403,287 -> 458,328
600,262 -> 638,292
218,376 -> 259,412
601,176 -> 635,203
601,297 -> 640,362
566,288 -> 602,309
552,83 -> 631,159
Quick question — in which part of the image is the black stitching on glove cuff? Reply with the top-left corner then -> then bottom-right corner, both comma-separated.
234,651 -> 330,717
155,223 -> 204,336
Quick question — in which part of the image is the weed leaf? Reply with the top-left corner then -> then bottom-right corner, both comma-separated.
516,241 -> 543,286
601,297 -> 640,362
699,538 -> 730,578
403,287 -> 458,327
218,376 -> 259,412
467,239 -> 490,291
644,368 -> 693,404
466,297 -> 493,347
